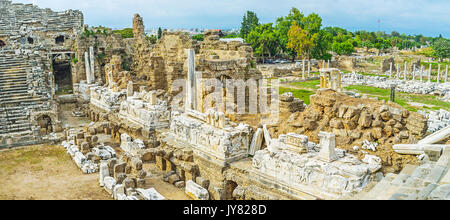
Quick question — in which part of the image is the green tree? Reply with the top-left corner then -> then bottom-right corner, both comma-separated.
157,27 -> 162,39
192,34 -> 204,41
275,8 -> 305,58
113,28 -> 133,38
311,30 -> 332,60
432,38 -> 450,61
287,21 -> 317,60
240,11 -> 259,39
245,23 -> 278,63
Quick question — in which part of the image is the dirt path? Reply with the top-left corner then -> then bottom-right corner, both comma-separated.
0,144 -> 110,200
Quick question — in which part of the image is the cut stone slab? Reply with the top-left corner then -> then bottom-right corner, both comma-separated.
248,128 -> 263,156
136,188 -> 166,200
185,180 -> 209,200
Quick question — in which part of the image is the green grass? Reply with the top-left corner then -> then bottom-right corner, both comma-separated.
290,79 -> 321,90
344,85 -> 449,112
279,87 -> 315,105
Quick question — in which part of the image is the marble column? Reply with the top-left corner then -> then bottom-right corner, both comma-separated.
420,65 -> 424,82
437,64 -> 441,84
84,51 -> 91,84
413,64 -> 416,81
404,62 -> 407,81
327,60 -> 330,68
89,46 -> 95,84
186,49 -> 196,111
428,64 -> 432,83
396,64 -> 400,78
389,62 -> 393,78
127,81 -> 133,97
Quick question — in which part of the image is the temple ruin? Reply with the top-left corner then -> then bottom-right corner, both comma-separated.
1,0 -> 449,200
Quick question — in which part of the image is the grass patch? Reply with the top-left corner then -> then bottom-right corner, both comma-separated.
344,84 -> 449,112
279,87 -> 315,105
290,80 -> 321,90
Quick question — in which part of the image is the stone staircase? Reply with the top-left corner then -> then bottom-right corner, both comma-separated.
356,147 -> 450,200
0,54 -> 47,134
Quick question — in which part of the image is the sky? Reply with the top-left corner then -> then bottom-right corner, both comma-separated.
13,0 -> 450,37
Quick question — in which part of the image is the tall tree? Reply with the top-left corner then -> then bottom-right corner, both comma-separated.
275,7 -> 305,58
240,11 -> 259,39
245,23 -> 278,63
157,27 -> 162,39
287,21 -> 317,60
432,38 -> 450,61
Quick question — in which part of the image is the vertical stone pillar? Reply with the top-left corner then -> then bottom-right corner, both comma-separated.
413,64 -> 416,81
322,60 -> 325,69
84,51 -> 91,84
127,81 -> 133,97
420,65 -> 424,82
428,64 -> 432,83
318,132 -> 336,163
327,60 -> 330,68
89,46 -> 95,84
404,62 -> 407,81
437,64 -> 441,84
390,84 -> 396,102
396,64 -> 400,78
186,49 -> 196,111
389,62 -> 393,78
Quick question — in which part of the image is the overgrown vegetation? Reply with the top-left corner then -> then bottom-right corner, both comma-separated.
113,28 -> 134,39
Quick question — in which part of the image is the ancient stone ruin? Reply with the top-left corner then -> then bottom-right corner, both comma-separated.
1,0 -> 449,200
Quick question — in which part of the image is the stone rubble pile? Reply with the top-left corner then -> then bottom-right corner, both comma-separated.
62,129 -> 116,174
342,73 -> 450,96
99,154 -> 166,200
418,109 -> 450,134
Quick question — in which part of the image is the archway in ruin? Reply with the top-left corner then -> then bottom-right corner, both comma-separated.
55,35 -> 65,45
52,54 -> 73,94
0,40 -> 5,48
225,180 -> 238,200
37,115 -> 52,134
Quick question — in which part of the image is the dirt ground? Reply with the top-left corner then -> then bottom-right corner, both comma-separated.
0,144 -> 110,200
0,144 -> 190,200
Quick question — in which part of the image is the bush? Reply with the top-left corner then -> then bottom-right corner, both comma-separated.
113,28 -> 134,39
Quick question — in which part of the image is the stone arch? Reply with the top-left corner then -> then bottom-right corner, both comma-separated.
31,112 -> 60,134
224,180 -> 238,200
55,35 -> 65,45
27,37 -> 34,44
0,40 -> 5,48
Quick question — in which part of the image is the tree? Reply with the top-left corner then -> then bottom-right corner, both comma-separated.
432,38 -> 450,61
275,8 -> 305,58
157,27 -> 162,39
240,11 -> 259,39
311,30 -> 332,60
245,23 -> 278,63
192,34 -> 204,41
113,28 -> 133,38
287,21 -> 317,60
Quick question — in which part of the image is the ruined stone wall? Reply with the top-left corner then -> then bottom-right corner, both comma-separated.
72,27 -> 134,85
0,0 -> 83,51
131,14 -> 261,92
278,89 -> 428,173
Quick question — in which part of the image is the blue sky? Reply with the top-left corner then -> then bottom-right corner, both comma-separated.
14,0 -> 450,37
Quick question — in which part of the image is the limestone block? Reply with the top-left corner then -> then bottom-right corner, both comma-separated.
99,162 -> 109,187
195,177 -> 210,190
424,145 -> 443,162
185,180 -> 209,200
113,184 -> 125,200
123,177 -> 136,189
114,163 -> 127,177
131,157 -> 143,171
104,177 -> 117,195
136,188 -> 166,200
249,128 -> 263,156
317,132 -> 337,162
